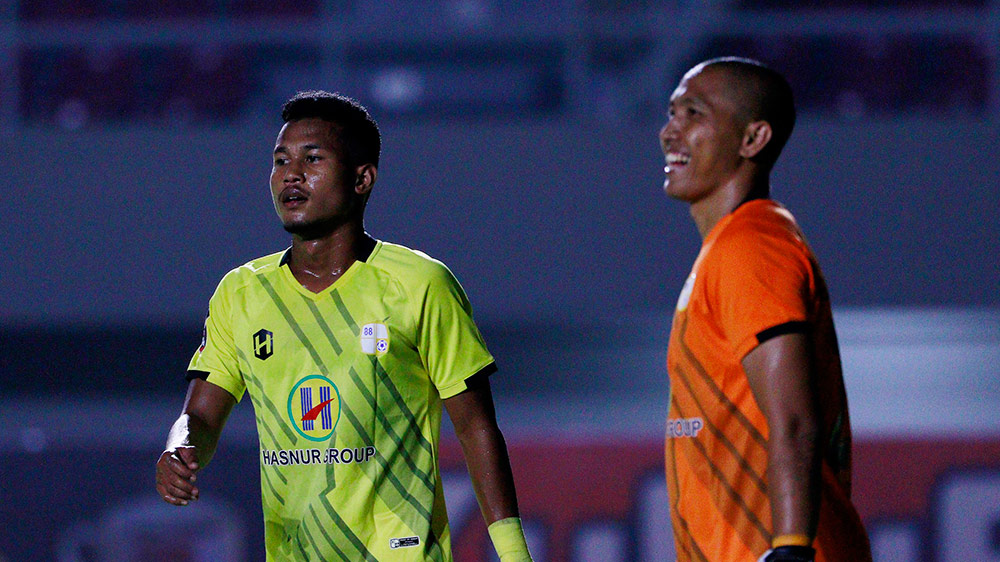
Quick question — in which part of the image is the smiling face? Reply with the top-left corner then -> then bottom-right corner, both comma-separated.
658,64 -> 751,204
270,118 -> 369,239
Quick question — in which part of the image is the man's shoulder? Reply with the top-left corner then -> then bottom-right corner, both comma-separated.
717,200 -> 802,248
706,200 -> 810,275
368,241 -> 454,284
215,250 -> 286,291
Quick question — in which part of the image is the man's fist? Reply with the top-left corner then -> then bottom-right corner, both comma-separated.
155,446 -> 201,506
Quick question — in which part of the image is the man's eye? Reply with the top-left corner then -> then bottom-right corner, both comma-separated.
306,155 -> 321,163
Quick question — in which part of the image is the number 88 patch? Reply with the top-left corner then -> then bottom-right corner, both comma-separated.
360,323 -> 390,357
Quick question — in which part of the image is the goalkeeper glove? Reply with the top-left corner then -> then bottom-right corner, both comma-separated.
757,545 -> 816,562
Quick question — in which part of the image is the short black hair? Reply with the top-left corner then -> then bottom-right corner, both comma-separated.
700,57 -> 796,169
281,91 -> 381,167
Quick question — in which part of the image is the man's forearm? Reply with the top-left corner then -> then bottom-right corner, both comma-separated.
767,420 -> 820,539
165,413 -> 222,467
457,423 -> 520,524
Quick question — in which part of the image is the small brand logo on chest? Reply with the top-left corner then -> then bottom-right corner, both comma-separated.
252,328 -> 274,360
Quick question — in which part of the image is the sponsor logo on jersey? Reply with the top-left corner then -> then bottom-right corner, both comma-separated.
389,536 -> 420,549
253,328 -> 274,360
261,446 -> 376,467
287,375 -> 341,441
360,323 -> 389,356
676,273 -> 695,311
666,417 -> 704,438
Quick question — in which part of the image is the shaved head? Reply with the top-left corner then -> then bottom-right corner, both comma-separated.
692,57 -> 796,168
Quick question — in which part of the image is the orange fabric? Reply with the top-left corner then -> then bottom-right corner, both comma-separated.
665,200 -> 871,562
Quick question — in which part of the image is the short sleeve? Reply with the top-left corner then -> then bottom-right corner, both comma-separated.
416,263 -> 495,399
187,275 -> 246,401
709,225 -> 813,360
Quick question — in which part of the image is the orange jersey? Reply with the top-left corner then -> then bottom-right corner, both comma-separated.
665,199 -> 871,562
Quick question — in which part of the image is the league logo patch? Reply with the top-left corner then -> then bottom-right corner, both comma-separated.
360,323 -> 389,356
287,375 -> 341,442
198,319 -> 207,353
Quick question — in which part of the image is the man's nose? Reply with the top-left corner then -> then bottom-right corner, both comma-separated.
659,121 -> 676,146
284,160 -> 303,182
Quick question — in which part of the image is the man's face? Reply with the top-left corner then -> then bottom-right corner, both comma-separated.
658,65 -> 749,203
270,118 -> 361,238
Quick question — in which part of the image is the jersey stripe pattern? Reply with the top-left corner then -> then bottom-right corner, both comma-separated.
189,241 -> 495,561
664,200 -> 872,562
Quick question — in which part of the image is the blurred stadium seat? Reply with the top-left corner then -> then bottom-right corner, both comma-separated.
8,1 -> 996,126
18,0 -> 324,20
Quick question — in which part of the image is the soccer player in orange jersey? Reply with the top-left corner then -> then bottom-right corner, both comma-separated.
659,58 -> 872,562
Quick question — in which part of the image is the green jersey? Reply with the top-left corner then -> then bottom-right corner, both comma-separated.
188,240 -> 495,561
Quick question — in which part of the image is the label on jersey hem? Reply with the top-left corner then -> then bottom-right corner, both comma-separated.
261,446 -> 376,467
389,536 -> 420,549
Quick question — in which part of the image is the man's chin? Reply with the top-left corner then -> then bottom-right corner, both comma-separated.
282,218 -> 345,241
663,180 -> 683,200
282,220 -> 323,239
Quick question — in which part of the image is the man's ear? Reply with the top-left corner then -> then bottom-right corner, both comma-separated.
355,164 -> 377,195
740,120 -> 773,159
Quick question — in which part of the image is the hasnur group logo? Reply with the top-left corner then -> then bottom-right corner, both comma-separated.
287,375 -> 342,442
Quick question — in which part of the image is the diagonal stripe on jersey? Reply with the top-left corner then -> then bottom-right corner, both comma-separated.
302,296 -> 438,495
304,509 -> 357,561
666,398 -> 717,562
674,395 -> 772,553
672,361 -> 768,497
319,296 -> 443,556
332,290 -> 359,332
666,437 -> 697,562
373,359 -> 436,457
677,316 -> 767,448
304,296 -> 344,355
347,361 -> 435,491
239,347 -> 300,447
260,467 -> 285,507
335,402 -> 434,522
318,494 -> 379,561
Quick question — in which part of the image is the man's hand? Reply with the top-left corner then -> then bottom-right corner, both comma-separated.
155,379 -> 236,506
155,446 -> 201,506
757,545 -> 816,562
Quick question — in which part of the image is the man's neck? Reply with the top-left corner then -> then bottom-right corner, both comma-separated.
690,176 -> 770,240
286,226 -> 376,293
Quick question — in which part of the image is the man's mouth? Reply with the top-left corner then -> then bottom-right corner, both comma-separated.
280,188 -> 308,206
667,152 -> 690,166
664,152 -> 690,173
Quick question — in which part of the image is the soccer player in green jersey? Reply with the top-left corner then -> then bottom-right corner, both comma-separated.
155,91 -> 532,561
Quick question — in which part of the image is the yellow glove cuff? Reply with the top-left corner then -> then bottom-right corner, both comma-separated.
487,517 -> 533,562
772,534 -> 813,548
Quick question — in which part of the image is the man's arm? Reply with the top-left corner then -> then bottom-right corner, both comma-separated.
155,378 -> 237,506
444,370 -> 531,561
444,371 -> 519,523
742,331 -> 821,551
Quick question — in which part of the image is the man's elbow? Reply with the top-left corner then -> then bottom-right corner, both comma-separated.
454,419 -> 504,448
772,412 -> 820,451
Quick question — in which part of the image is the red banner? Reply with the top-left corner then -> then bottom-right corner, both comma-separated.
439,436 -> 1000,561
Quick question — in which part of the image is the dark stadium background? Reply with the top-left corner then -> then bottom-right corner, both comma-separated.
1,2 -> 998,561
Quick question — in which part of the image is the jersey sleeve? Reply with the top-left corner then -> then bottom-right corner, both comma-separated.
187,274 -> 247,401
709,224 -> 814,360
415,263 -> 495,399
